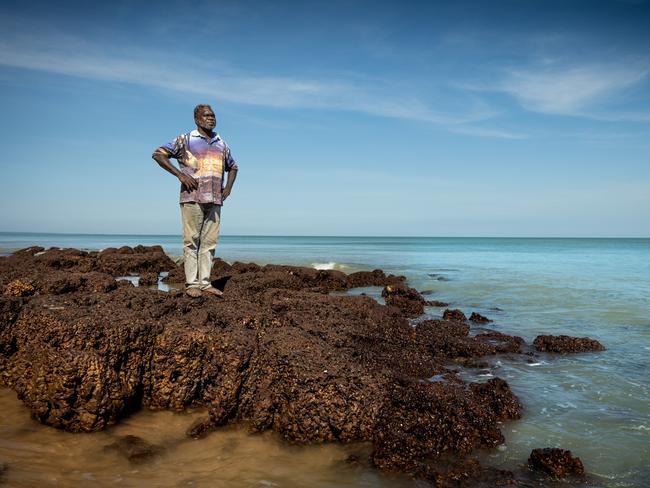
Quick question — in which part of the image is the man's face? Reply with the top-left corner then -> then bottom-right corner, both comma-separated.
195,107 -> 217,131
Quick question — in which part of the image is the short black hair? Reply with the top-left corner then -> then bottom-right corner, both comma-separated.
194,104 -> 213,119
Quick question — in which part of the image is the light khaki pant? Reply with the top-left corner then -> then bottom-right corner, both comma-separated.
180,203 -> 221,289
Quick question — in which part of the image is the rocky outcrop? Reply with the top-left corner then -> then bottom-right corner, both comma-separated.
381,283 -> 425,316
533,335 -> 605,353
443,308 -> 467,323
0,246 -> 531,486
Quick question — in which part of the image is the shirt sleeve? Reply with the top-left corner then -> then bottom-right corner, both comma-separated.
160,135 -> 184,160
225,145 -> 238,171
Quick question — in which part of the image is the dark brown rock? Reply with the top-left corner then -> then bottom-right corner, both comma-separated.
533,335 -> 605,353
372,378 -> 521,472
443,309 -> 467,322
474,331 -> 524,354
415,320 -> 524,359
346,269 -> 404,288
381,283 -> 425,317
469,312 -> 492,324
162,265 -> 185,283
138,272 -> 159,287
528,447 -> 585,477
425,300 -> 449,307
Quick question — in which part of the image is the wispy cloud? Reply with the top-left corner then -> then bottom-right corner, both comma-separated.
0,20 -> 493,129
498,62 -> 649,117
449,125 -> 527,139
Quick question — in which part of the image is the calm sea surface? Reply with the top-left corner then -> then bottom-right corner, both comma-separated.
1,233 -> 649,487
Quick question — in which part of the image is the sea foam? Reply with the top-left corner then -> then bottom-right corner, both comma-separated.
312,262 -> 341,270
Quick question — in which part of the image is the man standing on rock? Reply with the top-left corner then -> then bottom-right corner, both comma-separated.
152,104 -> 238,297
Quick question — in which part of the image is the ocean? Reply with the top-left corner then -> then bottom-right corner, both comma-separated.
1,232 -> 649,487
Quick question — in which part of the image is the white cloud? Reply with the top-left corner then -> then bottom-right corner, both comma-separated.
0,23 -> 492,128
499,63 -> 649,115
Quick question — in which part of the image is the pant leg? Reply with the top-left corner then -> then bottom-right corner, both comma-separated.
197,204 -> 221,289
180,202 -> 204,288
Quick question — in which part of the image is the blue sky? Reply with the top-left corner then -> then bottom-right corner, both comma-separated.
0,0 -> 648,237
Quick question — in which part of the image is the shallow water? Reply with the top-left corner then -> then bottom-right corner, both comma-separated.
0,389 -> 424,488
1,234 -> 649,486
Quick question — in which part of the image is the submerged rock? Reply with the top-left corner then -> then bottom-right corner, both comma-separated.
528,447 -> 585,477
533,335 -> 605,353
104,435 -> 164,464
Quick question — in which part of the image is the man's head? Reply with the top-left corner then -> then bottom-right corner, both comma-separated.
194,104 -> 216,132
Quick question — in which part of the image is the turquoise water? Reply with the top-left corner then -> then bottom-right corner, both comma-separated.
1,233 -> 649,486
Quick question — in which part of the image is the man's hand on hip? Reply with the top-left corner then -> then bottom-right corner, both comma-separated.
178,173 -> 198,191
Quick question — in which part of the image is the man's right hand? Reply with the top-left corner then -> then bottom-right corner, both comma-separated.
178,173 -> 198,191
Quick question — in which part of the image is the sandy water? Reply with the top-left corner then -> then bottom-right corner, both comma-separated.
0,389 -> 424,487
1,234 -> 649,486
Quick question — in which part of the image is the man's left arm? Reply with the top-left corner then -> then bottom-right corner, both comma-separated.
222,168 -> 237,201
222,145 -> 238,201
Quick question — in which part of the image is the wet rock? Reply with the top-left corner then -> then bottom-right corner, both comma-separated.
469,312 -> 492,324
104,435 -> 164,464
470,378 -> 522,420
417,458 -> 517,487
443,309 -> 467,322
528,447 -> 584,477
425,300 -> 449,307
474,331 -> 524,354
381,283 -> 425,317
416,321 -> 524,359
533,335 -> 605,353
372,378 -> 521,472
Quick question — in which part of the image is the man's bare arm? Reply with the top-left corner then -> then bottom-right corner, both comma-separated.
222,168 -> 238,201
152,148 -> 198,191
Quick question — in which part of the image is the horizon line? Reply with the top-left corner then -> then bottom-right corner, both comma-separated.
0,231 -> 648,240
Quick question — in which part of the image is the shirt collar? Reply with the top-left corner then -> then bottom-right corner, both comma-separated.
190,129 -> 221,143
